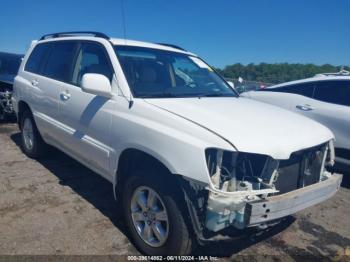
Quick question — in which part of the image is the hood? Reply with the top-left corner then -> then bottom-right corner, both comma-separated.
145,97 -> 334,159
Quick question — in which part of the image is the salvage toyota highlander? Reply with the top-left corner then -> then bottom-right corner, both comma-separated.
13,32 -> 342,255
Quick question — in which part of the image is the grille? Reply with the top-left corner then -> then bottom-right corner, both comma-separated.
274,143 -> 327,194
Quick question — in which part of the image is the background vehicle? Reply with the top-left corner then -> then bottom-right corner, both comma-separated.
243,72 -> 350,172
225,77 -> 273,94
0,52 -> 23,121
13,32 -> 341,255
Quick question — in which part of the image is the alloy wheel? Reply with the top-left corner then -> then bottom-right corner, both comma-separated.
130,186 -> 169,247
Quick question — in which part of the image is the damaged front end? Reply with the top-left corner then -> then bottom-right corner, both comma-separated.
0,81 -> 14,121
203,140 -> 342,232
0,52 -> 23,121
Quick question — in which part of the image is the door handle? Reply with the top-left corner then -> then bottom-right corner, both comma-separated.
60,91 -> 71,101
31,79 -> 39,86
296,104 -> 314,111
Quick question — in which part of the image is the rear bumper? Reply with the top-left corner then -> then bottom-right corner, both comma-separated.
245,173 -> 342,226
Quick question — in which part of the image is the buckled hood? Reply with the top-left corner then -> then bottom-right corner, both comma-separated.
145,97 -> 334,159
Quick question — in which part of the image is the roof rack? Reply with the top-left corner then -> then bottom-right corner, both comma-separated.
39,31 -> 110,40
156,43 -> 186,51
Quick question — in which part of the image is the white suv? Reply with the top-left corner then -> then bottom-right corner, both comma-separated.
13,32 -> 342,255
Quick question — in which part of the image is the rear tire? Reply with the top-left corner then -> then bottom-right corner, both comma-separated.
20,110 -> 48,158
123,174 -> 193,255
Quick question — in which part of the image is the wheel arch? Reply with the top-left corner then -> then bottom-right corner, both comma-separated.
114,147 -> 209,243
17,100 -> 32,129
113,147 -> 179,200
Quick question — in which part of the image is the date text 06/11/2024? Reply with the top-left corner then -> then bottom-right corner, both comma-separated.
127,255 -> 219,261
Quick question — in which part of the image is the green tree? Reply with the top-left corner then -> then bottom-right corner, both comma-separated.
216,63 -> 350,84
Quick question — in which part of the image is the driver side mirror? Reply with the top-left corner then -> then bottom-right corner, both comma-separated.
81,73 -> 112,98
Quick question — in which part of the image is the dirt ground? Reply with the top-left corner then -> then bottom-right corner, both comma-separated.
0,123 -> 350,261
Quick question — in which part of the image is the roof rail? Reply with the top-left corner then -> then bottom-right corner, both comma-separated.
39,31 -> 109,40
156,43 -> 186,51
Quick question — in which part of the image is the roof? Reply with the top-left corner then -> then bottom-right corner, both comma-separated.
267,74 -> 350,89
109,38 -> 195,55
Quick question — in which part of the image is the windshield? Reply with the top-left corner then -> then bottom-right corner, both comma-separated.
114,46 -> 238,98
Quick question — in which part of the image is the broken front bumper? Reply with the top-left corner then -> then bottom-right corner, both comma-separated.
205,173 -> 342,232
245,173 -> 342,226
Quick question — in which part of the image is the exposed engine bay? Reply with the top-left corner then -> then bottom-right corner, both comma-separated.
203,141 -> 338,232
0,52 -> 23,121
0,81 -> 14,121
206,142 -> 331,194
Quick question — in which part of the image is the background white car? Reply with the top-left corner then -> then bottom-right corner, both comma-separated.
243,73 -> 350,171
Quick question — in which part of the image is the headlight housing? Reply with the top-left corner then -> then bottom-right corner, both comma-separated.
326,139 -> 335,167
205,148 -> 278,192
205,141 -> 334,193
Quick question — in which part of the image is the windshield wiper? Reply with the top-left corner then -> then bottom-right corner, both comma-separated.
137,92 -> 236,98
137,93 -> 178,98
196,93 -> 230,98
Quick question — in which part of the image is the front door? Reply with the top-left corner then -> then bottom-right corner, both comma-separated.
59,41 -> 116,178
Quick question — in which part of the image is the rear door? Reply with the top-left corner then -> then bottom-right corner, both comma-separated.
286,83 -> 317,113
311,80 -> 350,153
58,41 -> 116,178
19,42 -> 66,140
254,82 -> 316,114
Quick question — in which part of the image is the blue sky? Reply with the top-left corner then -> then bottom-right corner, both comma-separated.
0,0 -> 349,68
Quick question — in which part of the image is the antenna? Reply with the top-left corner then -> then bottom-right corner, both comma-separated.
121,0 -> 127,44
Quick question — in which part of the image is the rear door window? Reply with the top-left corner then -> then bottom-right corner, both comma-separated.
313,80 -> 350,106
42,41 -> 78,83
24,43 -> 51,74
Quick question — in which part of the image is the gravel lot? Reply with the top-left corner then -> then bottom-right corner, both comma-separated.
0,123 -> 350,261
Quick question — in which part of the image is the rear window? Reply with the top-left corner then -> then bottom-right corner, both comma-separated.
24,43 -> 51,74
42,41 -> 78,82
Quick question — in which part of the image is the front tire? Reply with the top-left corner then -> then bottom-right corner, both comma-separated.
123,175 -> 193,255
20,110 -> 48,158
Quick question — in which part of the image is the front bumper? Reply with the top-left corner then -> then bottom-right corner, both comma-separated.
205,173 -> 342,232
245,173 -> 342,226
